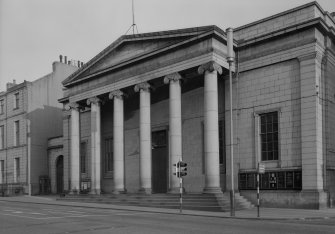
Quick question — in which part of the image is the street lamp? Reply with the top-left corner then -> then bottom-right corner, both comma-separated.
226,27 -> 235,217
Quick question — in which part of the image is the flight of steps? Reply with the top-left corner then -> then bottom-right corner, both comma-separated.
58,192 -> 254,212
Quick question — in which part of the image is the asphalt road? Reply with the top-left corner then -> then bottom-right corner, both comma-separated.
0,201 -> 334,234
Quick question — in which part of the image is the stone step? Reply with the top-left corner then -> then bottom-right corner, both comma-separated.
58,192 -> 254,212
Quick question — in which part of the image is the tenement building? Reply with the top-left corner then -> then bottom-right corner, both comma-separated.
57,2 -> 335,208
0,60 -> 78,195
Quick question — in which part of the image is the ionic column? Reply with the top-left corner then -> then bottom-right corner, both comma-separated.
68,102 -> 80,194
134,82 -> 152,193
164,73 -> 182,193
87,97 -> 102,195
109,90 -> 126,193
198,61 -> 222,193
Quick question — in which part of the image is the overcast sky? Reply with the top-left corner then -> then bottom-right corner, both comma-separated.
0,0 -> 334,92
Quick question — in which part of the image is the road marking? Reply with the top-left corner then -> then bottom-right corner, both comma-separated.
13,211 -> 23,213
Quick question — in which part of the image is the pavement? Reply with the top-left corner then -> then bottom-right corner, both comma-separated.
1,195 -> 335,220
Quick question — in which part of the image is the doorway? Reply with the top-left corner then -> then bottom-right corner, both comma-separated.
56,156 -> 64,194
151,130 -> 168,193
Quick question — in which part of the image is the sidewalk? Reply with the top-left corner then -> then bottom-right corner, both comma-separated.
1,195 -> 335,220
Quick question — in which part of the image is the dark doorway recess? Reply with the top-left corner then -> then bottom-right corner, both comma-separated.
152,130 -> 168,193
56,155 -> 64,194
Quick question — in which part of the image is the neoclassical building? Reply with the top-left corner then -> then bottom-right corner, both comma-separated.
56,2 -> 335,208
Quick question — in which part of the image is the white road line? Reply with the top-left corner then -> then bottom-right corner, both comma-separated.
13,211 -> 23,213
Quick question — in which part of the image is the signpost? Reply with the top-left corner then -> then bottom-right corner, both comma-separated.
257,162 -> 265,217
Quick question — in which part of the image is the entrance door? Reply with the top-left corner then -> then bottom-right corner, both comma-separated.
152,130 -> 168,193
56,156 -> 64,194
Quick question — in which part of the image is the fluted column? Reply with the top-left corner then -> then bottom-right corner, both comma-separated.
198,61 -> 222,193
134,82 -> 152,193
87,97 -> 102,195
164,73 -> 182,192
109,90 -> 126,193
69,102 -> 80,194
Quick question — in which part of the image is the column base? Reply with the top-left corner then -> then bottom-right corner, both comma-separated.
113,189 -> 127,194
69,189 -> 79,195
139,188 -> 152,194
203,187 -> 223,194
89,189 -> 101,195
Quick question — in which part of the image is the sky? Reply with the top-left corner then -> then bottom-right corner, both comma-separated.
0,0 -> 334,92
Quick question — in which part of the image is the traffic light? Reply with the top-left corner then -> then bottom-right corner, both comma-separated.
173,163 -> 179,177
178,161 -> 187,177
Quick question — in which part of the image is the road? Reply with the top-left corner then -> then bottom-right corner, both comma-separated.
0,201 -> 334,234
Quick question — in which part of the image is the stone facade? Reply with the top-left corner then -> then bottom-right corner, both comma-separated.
57,2 -> 335,208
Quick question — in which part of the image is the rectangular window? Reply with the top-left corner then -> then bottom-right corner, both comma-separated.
80,142 -> 87,173
0,160 -> 4,184
104,138 -> 113,173
0,125 -> 4,149
14,120 -> 19,146
14,93 -> 19,109
0,99 -> 4,114
14,157 -> 20,183
260,112 -> 279,161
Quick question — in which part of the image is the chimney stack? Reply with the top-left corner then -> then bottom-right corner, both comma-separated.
64,56 -> 67,64
59,55 -> 63,63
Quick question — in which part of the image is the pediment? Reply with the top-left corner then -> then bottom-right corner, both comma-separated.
79,37 -> 189,78
63,26 -> 225,87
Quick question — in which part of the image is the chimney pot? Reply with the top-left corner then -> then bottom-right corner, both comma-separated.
64,56 -> 67,64
59,55 -> 63,63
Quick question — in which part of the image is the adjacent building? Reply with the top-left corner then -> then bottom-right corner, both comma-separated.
52,1 -> 335,209
0,60 -> 78,195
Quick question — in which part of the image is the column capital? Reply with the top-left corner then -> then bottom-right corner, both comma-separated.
109,90 -> 124,100
65,102 -> 80,111
198,61 -> 222,75
87,96 -> 101,106
163,72 -> 182,84
134,82 -> 151,92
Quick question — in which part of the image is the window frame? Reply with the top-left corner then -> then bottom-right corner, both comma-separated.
0,99 -> 4,114
0,125 -> 4,149
14,120 -> 19,146
0,160 -> 4,184
14,157 -> 20,183
259,111 -> 279,161
104,137 -> 113,176
80,141 -> 87,174
13,93 -> 19,110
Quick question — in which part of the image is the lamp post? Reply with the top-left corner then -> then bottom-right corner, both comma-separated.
226,27 -> 235,217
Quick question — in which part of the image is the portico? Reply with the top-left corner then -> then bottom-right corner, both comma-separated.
61,26 -> 233,195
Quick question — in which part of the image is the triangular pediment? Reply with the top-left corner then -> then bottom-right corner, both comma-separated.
80,37 -> 189,78
63,26 -> 224,87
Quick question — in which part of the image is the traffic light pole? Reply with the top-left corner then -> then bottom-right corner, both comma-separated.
179,176 -> 183,214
